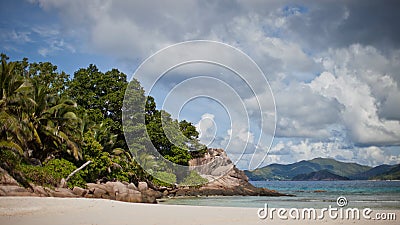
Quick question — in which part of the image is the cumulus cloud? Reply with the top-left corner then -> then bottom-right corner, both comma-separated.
265,139 -> 400,167
274,81 -> 343,138
310,45 -> 400,146
195,113 -> 217,146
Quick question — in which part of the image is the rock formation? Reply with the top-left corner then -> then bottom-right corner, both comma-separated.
0,167 -> 160,203
166,148 -> 287,197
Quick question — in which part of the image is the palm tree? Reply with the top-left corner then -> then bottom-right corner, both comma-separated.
1,56 -> 82,164
27,80 -> 82,162
0,56 -> 32,158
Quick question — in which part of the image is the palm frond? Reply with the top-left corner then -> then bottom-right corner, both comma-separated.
0,140 -> 23,155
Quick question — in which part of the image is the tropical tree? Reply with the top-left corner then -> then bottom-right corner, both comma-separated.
26,81 -> 82,162
1,55 -> 82,164
144,96 -> 206,166
67,65 -> 128,145
0,54 -> 32,158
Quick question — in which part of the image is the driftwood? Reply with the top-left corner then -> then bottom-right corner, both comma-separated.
66,160 -> 92,182
60,160 -> 92,187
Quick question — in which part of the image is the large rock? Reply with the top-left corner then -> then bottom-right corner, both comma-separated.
33,185 -> 50,197
141,189 -> 159,203
87,183 -> 105,193
84,181 -> 161,203
116,189 -> 142,203
188,148 -> 252,189
49,188 -> 78,198
138,182 -> 148,192
189,149 -> 232,177
127,183 -> 137,190
6,191 -> 37,197
0,185 -> 30,193
72,186 -> 87,197
0,167 -> 162,203
111,182 -> 128,195
183,148 -> 289,197
103,182 -> 119,198
0,168 -> 19,186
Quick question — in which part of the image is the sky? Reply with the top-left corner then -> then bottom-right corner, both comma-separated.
1,0 -> 400,169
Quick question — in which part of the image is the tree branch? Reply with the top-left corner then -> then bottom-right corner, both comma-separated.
65,160 -> 91,182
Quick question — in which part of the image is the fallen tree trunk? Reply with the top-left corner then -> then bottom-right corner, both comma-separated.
60,160 -> 92,188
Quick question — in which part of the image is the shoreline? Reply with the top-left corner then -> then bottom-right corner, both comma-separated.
1,196 -> 398,225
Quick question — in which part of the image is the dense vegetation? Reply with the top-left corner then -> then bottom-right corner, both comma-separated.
291,169 -> 350,181
0,54 -> 207,188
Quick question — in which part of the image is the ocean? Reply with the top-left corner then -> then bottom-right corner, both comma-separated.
159,180 -> 400,209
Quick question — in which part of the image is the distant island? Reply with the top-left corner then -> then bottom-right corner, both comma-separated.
291,169 -> 349,181
244,157 -> 400,181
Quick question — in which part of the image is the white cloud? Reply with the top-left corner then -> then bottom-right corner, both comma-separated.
195,113 -> 217,146
31,26 -> 60,37
264,139 -> 400,167
274,81 -> 343,138
0,29 -> 32,44
38,48 -> 50,57
310,45 -> 400,146
37,39 -> 76,57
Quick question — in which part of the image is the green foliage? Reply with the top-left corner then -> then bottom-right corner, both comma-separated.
67,65 -> 128,148
19,164 -> 58,187
179,120 -> 199,139
122,78 -> 149,183
0,149 -> 22,169
81,131 -> 112,182
20,158 -> 86,188
1,55 -> 82,163
44,158 -> 86,188
81,131 -> 133,183
152,171 -> 177,187
145,97 -> 206,166
0,55 -> 32,156
180,170 -> 208,187
26,61 -> 70,96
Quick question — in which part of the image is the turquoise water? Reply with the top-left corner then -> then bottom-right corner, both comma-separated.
159,180 -> 400,209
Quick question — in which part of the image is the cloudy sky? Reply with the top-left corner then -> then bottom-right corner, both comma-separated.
1,0 -> 400,169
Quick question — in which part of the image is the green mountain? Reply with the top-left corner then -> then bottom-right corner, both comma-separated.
244,158 -> 371,181
371,165 -> 400,180
291,169 -> 350,181
350,164 -> 397,180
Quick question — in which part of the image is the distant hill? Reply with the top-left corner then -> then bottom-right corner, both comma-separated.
371,165 -> 400,180
244,158 -> 371,181
350,164 -> 397,180
291,169 -> 350,181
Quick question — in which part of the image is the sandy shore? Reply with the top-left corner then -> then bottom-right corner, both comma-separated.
0,197 -> 398,225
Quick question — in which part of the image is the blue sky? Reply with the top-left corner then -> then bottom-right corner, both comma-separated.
1,0 -> 400,169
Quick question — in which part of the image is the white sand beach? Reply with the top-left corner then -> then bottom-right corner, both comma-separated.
0,197 -> 398,225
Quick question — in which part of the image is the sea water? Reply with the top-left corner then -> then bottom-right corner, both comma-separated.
159,180 -> 400,209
